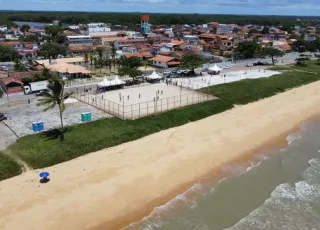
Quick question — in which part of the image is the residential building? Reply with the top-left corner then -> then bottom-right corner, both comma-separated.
151,44 -> 171,54
69,25 -> 80,30
183,35 -> 199,45
148,55 -> 180,68
87,23 -> 111,36
67,35 -> 93,46
264,33 -> 286,40
122,46 -> 138,53
123,53 -> 143,60
0,25 -> 7,32
116,39 -> 148,48
217,24 -> 233,34
304,34 -> 317,41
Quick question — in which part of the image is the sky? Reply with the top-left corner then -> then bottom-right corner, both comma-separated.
1,0 -> 320,16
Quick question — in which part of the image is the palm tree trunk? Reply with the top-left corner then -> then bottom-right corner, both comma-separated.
58,104 -> 64,141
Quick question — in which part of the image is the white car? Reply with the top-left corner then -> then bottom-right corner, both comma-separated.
246,63 -> 254,67
163,70 -> 171,75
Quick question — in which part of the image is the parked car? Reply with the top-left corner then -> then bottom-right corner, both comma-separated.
163,70 -> 171,75
246,63 -> 254,67
36,89 -> 49,97
0,113 -> 7,121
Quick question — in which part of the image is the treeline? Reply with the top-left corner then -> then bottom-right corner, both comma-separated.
1,11 -> 320,26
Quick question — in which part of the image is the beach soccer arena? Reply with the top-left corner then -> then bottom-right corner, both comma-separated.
73,69 -> 280,120
74,82 -> 215,119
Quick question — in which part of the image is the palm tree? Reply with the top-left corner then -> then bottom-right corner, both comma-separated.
84,53 -> 89,67
110,42 -> 117,72
37,76 -> 73,141
98,56 -> 103,75
89,54 -> 94,69
93,56 -> 98,71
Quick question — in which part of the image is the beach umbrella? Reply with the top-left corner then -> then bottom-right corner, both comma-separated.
39,172 -> 50,178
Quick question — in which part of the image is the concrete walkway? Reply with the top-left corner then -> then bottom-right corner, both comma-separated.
0,122 -> 18,151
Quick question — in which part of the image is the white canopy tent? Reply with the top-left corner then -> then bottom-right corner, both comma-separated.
146,71 -> 163,80
97,76 -> 125,88
208,64 -> 222,72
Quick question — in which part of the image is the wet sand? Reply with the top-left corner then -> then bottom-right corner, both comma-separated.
1,81 -> 320,230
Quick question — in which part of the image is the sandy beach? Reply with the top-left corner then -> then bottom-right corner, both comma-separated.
1,80 -> 320,230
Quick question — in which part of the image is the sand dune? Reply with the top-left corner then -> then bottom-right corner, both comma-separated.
1,81 -> 320,230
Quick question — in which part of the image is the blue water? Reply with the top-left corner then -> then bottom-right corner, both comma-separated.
124,118 -> 320,230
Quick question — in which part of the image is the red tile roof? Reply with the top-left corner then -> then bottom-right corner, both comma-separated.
140,52 -> 153,58
149,55 -> 176,62
2,77 -> 23,86
124,53 -> 143,58
0,41 -> 21,46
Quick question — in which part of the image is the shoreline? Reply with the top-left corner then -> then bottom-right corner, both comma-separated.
94,120 -> 302,230
2,82 -> 320,230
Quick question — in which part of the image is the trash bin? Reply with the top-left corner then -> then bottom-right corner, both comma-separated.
86,112 -> 92,121
32,122 -> 39,132
81,113 -> 86,122
38,121 -> 44,131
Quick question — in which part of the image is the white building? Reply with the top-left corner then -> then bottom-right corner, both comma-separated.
217,24 -> 233,34
0,25 -> 8,32
67,35 -> 93,46
69,25 -> 80,30
86,22 -> 111,36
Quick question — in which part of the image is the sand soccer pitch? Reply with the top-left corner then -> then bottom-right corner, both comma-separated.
80,83 -> 215,119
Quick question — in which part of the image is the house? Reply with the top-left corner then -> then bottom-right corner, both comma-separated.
216,24 -> 233,34
199,33 -> 218,43
0,25 -> 8,32
304,34 -> 317,41
140,51 -> 153,60
123,53 -> 143,60
0,41 -> 23,49
264,33 -> 286,40
182,35 -> 199,45
148,55 -> 180,68
0,71 -> 39,94
67,35 -> 93,46
151,44 -> 171,55
117,39 -> 148,48
122,46 -> 138,53
67,45 -> 93,55
86,23 -> 111,36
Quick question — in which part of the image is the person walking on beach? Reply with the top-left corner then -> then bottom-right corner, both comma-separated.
28,99 -> 30,104
139,93 -> 141,99
161,90 -> 163,95
127,95 -> 130,100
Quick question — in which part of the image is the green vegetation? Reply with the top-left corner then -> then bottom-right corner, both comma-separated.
1,11 -> 318,27
118,56 -> 143,80
0,153 -> 22,181
37,42 -> 67,59
0,88 -> 3,98
37,75 -> 73,141
180,53 -> 206,70
0,45 -> 19,62
261,47 -> 285,65
1,62 -> 320,178
234,41 -> 262,59
200,71 -> 319,105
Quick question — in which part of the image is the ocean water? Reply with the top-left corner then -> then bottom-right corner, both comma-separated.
123,118 -> 320,230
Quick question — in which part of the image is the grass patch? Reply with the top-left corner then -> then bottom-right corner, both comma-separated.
9,99 -> 233,169
2,62 -> 320,177
268,65 -> 293,71
200,71 -> 320,105
0,153 -> 22,181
